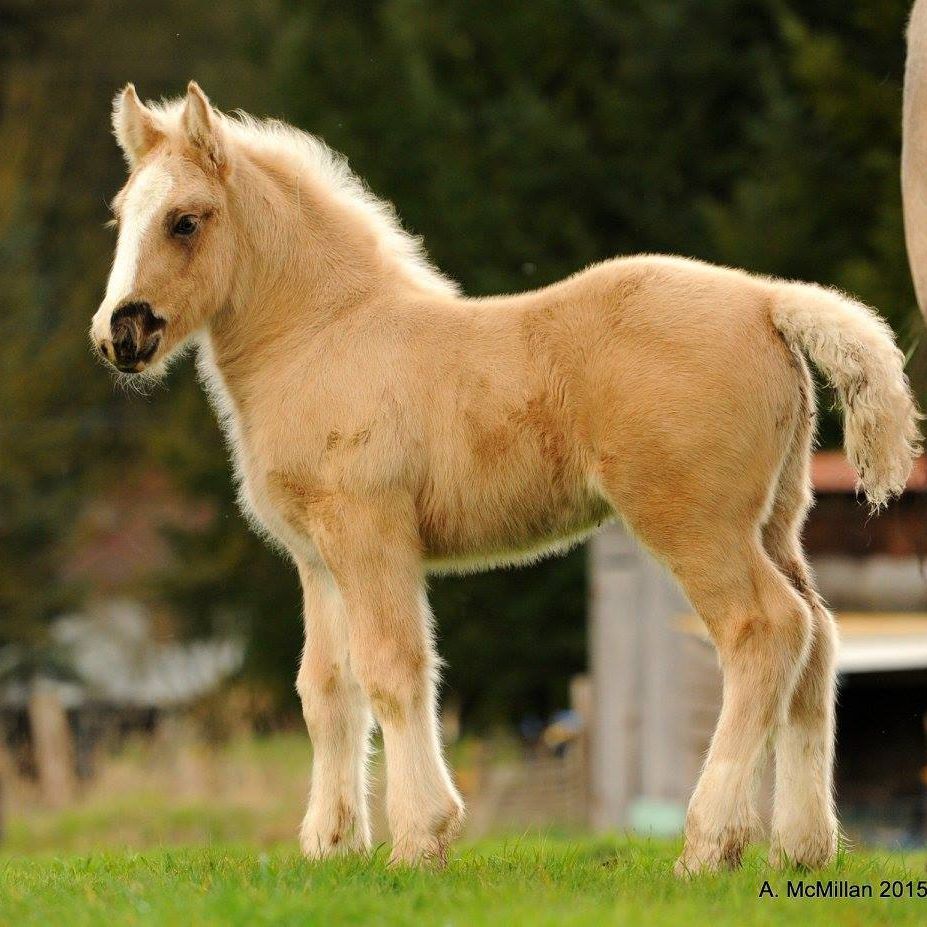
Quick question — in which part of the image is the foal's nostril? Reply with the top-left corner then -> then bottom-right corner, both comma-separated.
111,300 -> 156,329
109,300 -> 166,370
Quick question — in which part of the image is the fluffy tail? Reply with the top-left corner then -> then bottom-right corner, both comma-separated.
770,281 -> 922,508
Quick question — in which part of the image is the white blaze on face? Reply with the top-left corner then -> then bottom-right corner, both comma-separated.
91,162 -> 173,342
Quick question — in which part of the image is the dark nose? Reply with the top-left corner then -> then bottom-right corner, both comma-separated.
110,301 -> 166,372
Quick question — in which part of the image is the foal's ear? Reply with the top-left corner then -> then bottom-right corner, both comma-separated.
182,81 -> 226,173
112,84 -> 162,168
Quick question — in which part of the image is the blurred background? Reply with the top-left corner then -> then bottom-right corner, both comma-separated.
2,0 -> 927,854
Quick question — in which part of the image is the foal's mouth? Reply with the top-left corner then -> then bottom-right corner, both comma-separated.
115,331 -> 162,372
108,301 -> 167,373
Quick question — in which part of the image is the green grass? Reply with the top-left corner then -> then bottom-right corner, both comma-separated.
2,837 -> 925,926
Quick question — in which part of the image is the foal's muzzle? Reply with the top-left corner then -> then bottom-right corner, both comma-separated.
101,301 -> 166,373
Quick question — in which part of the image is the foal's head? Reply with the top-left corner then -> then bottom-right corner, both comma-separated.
91,82 -> 236,375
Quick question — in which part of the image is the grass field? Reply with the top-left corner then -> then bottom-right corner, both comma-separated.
3,734 -> 926,925
2,837 -> 926,926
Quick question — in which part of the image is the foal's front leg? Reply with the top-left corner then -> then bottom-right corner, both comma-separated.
316,496 -> 464,866
296,561 -> 374,857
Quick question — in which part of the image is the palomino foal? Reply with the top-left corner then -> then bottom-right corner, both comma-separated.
91,83 -> 920,874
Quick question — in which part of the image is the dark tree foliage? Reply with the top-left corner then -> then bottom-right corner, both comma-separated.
0,0 -> 923,725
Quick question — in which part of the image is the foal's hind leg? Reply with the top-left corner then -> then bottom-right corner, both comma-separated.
603,434 -> 811,874
762,444 -> 839,869
667,540 -> 812,875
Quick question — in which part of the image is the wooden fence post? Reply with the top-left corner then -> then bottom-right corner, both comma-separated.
27,681 -> 76,808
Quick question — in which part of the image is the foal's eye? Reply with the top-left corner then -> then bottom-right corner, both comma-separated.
172,214 -> 199,237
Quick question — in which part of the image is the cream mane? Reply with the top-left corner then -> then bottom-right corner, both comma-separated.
146,97 -> 459,297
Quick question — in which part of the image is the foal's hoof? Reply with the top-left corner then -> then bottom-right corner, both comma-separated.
388,799 -> 465,868
299,805 -> 370,859
768,833 -> 837,871
675,831 -> 748,877
674,853 -> 725,879
673,851 -> 739,878
388,836 -> 453,869
300,835 -> 369,860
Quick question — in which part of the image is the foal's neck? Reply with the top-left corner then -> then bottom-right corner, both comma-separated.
204,150 -> 443,392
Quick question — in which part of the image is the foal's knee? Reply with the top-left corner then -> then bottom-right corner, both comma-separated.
351,633 -> 436,726
297,654 -> 356,734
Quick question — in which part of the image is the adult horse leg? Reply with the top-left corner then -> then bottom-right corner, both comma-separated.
296,561 -> 374,857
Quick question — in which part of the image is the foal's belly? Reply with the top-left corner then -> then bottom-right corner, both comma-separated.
417,387 -> 613,571
419,480 -> 614,574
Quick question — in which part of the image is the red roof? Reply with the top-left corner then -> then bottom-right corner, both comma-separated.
811,451 -> 927,493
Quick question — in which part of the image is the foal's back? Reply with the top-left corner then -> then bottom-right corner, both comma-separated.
412,255 -> 797,571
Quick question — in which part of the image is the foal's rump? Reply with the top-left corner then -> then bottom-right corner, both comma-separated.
568,256 -> 919,539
